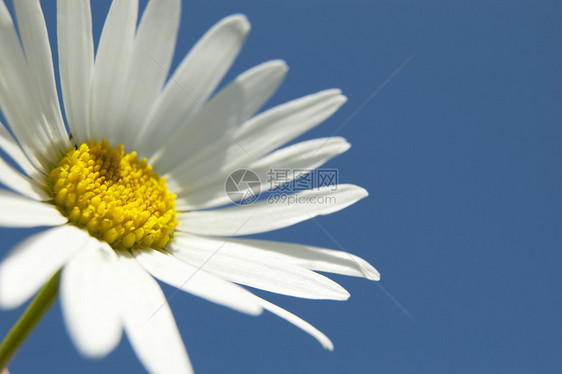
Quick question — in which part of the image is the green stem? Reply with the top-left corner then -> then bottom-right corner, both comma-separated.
0,270 -> 61,370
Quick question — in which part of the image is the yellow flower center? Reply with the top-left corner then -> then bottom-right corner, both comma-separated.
48,139 -> 178,250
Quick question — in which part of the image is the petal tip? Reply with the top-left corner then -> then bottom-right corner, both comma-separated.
0,295 -> 17,310
340,184 -> 369,200
330,137 -> 351,153
335,288 -> 351,301
364,267 -> 381,281
355,186 -> 369,199
269,59 -> 289,73
223,14 -> 251,34
323,88 -> 343,97
0,279 -> 25,310
336,94 -> 348,105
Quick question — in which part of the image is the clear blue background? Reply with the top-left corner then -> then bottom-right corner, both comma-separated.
1,0 -> 561,373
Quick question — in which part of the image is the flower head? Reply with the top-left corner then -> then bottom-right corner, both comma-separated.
0,0 -> 379,373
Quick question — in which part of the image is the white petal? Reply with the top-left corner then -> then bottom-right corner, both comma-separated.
61,239 -> 122,358
0,189 -> 67,227
0,74 -> 48,172
113,253 -> 193,374
223,89 -> 345,165
248,137 -> 349,177
179,184 -> 368,236
0,225 -> 88,309
151,60 -> 287,168
0,156 -> 49,201
238,240 -> 380,281
174,137 -> 350,210
90,0 -> 138,144
13,0 -> 70,155
0,121 -> 39,179
172,233 -> 380,282
134,249 -> 262,315
166,90 -> 346,186
138,15 -> 250,157
0,1 -> 53,170
257,296 -> 334,350
0,2 -> 30,104
114,0 -> 180,148
57,0 -> 94,144
169,235 -> 350,300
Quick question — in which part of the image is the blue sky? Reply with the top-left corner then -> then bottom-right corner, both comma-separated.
1,0 -> 561,373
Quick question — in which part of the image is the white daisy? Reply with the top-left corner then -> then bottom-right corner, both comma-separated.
0,0 -> 380,373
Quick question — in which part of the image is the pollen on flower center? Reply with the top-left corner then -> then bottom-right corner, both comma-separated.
48,139 -> 178,250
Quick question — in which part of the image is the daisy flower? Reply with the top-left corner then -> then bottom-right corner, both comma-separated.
0,0 -> 380,373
